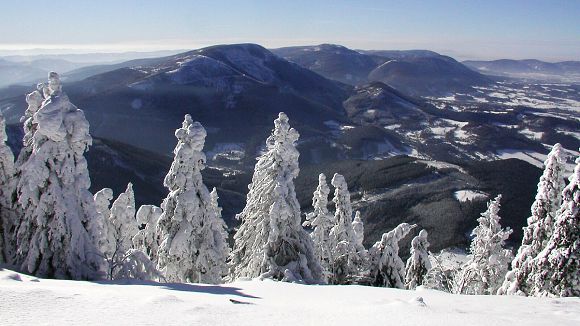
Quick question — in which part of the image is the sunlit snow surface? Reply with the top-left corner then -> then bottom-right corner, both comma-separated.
1,269 -> 579,325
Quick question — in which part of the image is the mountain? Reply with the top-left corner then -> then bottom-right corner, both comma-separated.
272,44 -> 383,85
463,59 -> 580,82
273,44 -> 491,97
0,59 -> 48,87
358,49 -> 440,60
367,55 -> 492,97
296,157 -> 541,251
2,44 -> 350,168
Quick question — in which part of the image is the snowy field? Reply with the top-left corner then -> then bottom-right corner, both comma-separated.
1,269 -> 579,326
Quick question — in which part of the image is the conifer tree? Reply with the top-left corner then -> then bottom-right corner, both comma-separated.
369,223 -> 414,288
328,174 -> 367,284
529,155 -> 579,297
156,115 -> 228,283
195,188 -> 230,284
499,143 -> 566,295
405,229 -> 432,289
133,205 -> 162,263
229,112 -> 322,283
0,114 -> 16,264
303,173 -> 334,281
457,195 -> 513,295
14,72 -> 105,279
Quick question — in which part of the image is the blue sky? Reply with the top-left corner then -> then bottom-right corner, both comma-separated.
1,0 -> 578,60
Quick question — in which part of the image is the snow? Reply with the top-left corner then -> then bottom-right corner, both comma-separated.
1,268 -> 579,326
496,149 -> 545,168
454,190 -> 489,202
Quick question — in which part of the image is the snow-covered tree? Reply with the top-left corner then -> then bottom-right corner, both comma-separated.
457,195 -> 513,295
405,229 -> 432,289
93,188 -> 114,254
93,185 -> 159,281
352,211 -> 365,250
499,143 -> 567,295
156,114 -> 229,283
303,173 -> 334,281
328,174 -> 367,284
15,84 -> 44,167
423,250 -> 461,293
0,114 -> 16,264
229,112 -> 322,283
195,188 -> 230,284
133,205 -> 162,262
102,184 -> 141,279
369,223 -> 414,288
14,72 -> 105,279
529,155 -> 579,297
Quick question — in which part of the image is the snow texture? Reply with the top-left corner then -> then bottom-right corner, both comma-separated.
405,229 -> 432,289
499,143 -> 567,296
369,223 -> 414,288
457,195 -> 513,295
2,268 -> 579,326
156,114 -> 228,284
13,72 -> 106,280
229,112 -> 322,284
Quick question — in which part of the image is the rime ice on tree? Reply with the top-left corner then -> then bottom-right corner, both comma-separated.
14,72 -> 106,279
303,173 -> 335,281
499,143 -> 566,296
405,229 -> 432,289
328,174 -> 367,284
156,115 -> 228,283
133,205 -> 162,262
0,114 -> 16,264
369,223 -> 414,288
530,154 -> 579,297
457,195 -> 513,295
195,188 -> 230,284
229,112 -> 322,283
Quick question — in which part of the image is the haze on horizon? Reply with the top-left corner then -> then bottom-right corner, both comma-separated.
1,0 -> 579,62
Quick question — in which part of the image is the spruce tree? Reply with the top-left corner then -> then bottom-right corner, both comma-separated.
156,114 -> 228,283
457,195 -> 513,295
369,223 -> 414,288
229,112 -> 322,283
0,114 -> 16,264
103,184 -> 140,279
303,173 -> 334,281
195,188 -> 230,284
405,229 -> 432,289
133,205 -> 162,263
328,174 -> 367,284
530,155 -> 579,297
499,143 -> 566,295
14,72 -> 105,279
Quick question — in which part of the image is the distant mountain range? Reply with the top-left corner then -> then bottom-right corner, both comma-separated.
0,50 -> 184,88
464,59 -> 580,82
2,43 -> 577,166
272,44 -> 491,97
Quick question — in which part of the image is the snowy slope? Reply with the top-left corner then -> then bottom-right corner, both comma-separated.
1,269 -> 579,326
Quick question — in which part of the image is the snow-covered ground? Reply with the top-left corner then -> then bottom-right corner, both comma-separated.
1,268 -> 579,326
454,190 -> 488,202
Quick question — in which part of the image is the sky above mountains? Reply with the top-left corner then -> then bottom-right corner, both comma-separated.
1,0 -> 578,61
